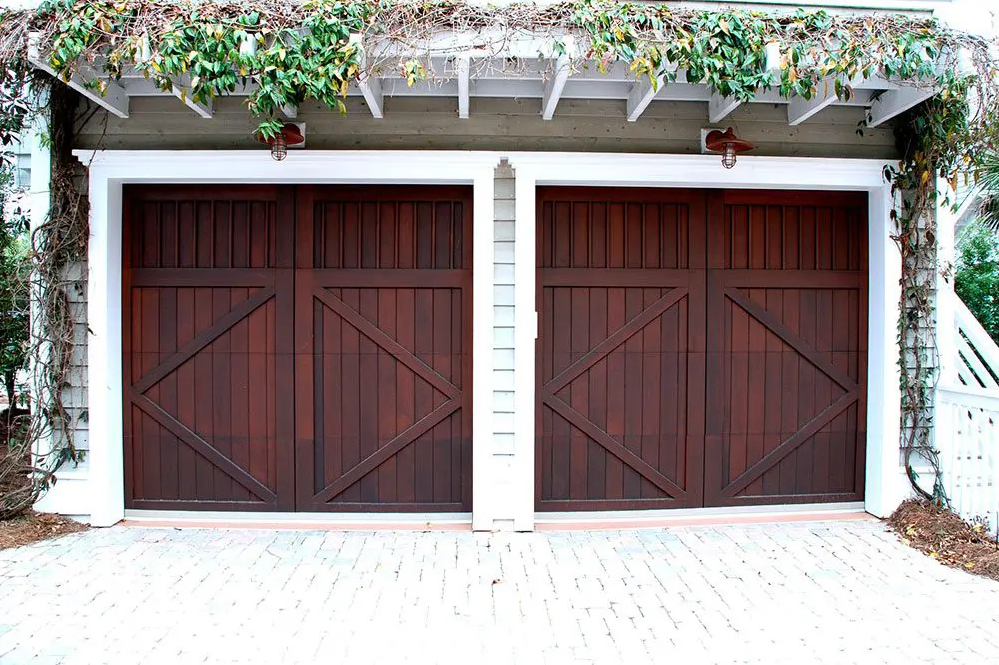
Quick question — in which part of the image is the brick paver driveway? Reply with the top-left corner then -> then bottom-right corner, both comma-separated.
1,518 -> 998,664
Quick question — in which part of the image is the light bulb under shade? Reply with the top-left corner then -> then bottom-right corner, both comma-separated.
721,144 -> 738,169
704,127 -> 754,169
253,122 -> 304,161
270,132 -> 288,161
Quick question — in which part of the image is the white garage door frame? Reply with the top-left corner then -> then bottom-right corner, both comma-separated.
509,153 -> 904,529
59,149 -> 904,529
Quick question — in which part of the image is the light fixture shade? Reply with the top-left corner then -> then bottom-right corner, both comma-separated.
254,122 -> 305,161
705,127 -> 754,168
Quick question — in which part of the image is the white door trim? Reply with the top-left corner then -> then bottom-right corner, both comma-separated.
76,149 -> 905,529
506,152 -> 904,529
76,150 -> 498,527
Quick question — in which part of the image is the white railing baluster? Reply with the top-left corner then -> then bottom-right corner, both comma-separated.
936,385 -> 999,529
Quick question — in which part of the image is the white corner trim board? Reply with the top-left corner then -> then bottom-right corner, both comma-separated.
73,149 -> 902,528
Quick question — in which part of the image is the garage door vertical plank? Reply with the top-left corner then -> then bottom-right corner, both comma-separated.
394,201 -> 417,504
540,285 -> 555,502
830,289 -> 851,492
728,285 -> 749,494
176,287 -> 197,500
228,286 -> 250,502
587,286 -> 608,501
602,210 -> 625,501
395,282 -> 417,504
378,286 -> 398,503
246,201 -> 268,494
854,283 -> 869,496
551,285 -> 573,500
358,287 -> 381,503
764,286 -> 784,497
432,287 -> 452,504
796,287 -> 817,494
211,282 -> 234,500
569,203 -> 590,499
141,287 -> 162,501
814,287 -> 833,493
780,288 -> 800,497
746,287 -> 767,497
642,286 -> 662,499
159,284 -> 179,501
193,286 -> 214,501
623,287 -> 644,499
685,193 -> 707,506
413,286 -> 435,504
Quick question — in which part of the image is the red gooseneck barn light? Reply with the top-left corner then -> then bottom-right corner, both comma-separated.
254,122 -> 305,161
704,127 -> 754,169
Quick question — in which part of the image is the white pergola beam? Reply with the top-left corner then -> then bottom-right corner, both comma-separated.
709,92 -> 741,123
626,75 -> 663,122
866,86 -> 936,127
788,82 -> 839,126
28,34 -> 129,118
457,56 -> 470,119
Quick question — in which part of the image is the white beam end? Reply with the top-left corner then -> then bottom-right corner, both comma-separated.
28,33 -> 130,119
541,36 -> 574,121
866,86 -> 936,127
358,76 -> 384,119
626,75 -> 663,122
787,84 -> 838,126
708,92 -> 741,124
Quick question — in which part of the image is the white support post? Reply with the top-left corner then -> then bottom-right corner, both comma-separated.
28,34 -> 129,119
457,56 -> 471,119
867,86 -> 937,127
865,184 -> 907,517
708,92 -> 741,124
935,177 -> 958,391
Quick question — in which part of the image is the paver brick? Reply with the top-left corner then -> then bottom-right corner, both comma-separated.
1,519 -> 998,663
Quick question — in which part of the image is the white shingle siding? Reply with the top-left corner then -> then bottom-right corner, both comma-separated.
492,161 -> 516,446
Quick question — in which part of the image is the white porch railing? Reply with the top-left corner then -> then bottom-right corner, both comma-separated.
934,180 -> 999,529
936,385 -> 999,530
952,299 -> 999,389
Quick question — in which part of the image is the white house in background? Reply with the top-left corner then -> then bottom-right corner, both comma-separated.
23,0 -> 999,530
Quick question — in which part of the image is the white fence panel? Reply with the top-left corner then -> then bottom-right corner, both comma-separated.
936,386 -> 999,529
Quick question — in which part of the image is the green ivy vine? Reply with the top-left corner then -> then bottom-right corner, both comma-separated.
0,0 -> 996,509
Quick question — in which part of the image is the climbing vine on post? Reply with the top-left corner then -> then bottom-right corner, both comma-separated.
0,0 -> 995,513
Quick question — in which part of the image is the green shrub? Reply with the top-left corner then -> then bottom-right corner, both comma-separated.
0,163 -> 28,412
954,220 -> 999,344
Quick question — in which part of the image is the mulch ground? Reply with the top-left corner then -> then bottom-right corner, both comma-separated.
888,499 -> 999,581
0,410 -> 87,550
0,511 -> 87,550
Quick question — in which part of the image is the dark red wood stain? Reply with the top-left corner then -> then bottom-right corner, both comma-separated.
123,185 -> 472,512
538,188 -> 867,510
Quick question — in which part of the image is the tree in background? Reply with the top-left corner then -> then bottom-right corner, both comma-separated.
954,220 -> 999,344
0,161 -> 28,422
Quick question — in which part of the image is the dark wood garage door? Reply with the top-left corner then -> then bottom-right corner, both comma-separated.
537,187 -> 867,511
123,185 -> 472,512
